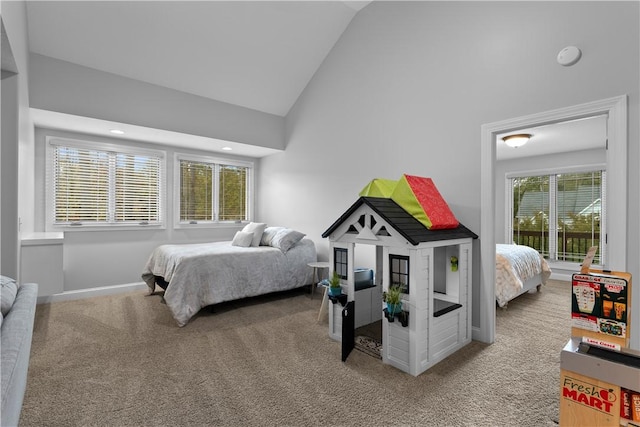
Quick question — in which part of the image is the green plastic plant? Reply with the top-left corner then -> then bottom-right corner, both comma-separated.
329,271 -> 341,289
383,283 -> 403,305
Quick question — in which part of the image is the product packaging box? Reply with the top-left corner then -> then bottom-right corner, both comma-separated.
571,270 -> 632,350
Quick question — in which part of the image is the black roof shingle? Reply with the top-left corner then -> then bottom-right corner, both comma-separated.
322,197 -> 478,245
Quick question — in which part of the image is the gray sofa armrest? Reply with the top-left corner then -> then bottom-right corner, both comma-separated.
1,283 -> 38,427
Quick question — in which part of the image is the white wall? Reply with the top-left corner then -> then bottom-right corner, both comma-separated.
258,2 -> 639,337
29,54 -> 285,151
1,74 -> 19,277
1,0 -> 34,278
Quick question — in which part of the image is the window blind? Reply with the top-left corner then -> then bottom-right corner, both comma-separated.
178,157 -> 249,223
115,153 -> 162,223
51,143 -> 162,226
507,168 -> 605,265
179,160 -> 213,222
219,165 -> 247,221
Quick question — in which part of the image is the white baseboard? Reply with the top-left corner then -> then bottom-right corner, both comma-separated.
37,282 -> 149,304
550,272 -> 573,282
472,325 -> 486,343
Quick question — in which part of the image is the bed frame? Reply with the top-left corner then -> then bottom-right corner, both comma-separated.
499,273 -> 543,308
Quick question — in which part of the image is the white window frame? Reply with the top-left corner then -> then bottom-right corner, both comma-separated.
46,136 -> 166,231
505,163 -> 606,269
174,153 -> 254,228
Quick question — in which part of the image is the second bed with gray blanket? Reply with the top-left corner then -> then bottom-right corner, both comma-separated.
142,238 -> 316,326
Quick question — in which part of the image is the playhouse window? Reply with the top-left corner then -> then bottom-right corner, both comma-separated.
389,254 -> 409,293
334,248 -> 348,279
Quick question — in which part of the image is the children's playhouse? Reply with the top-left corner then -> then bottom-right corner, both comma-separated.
322,174 -> 477,376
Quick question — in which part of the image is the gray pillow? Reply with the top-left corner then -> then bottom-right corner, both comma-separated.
1,277 -> 18,317
271,228 -> 305,253
260,226 -> 285,246
231,231 -> 254,247
241,222 -> 267,247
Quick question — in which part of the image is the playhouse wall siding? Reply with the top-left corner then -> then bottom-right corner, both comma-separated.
430,310 -> 464,362
385,321 -> 410,372
415,307 -> 430,372
354,285 -> 382,329
381,240 -> 473,376
427,242 -> 472,367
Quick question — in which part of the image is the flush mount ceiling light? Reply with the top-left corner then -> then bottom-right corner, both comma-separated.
109,129 -> 125,135
222,146 -> 233,151
502,133 -> 531,148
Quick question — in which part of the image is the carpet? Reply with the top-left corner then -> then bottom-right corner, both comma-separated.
21,280 -> 571,426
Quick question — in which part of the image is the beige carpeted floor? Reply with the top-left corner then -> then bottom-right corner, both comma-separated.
20,280 -> 571,426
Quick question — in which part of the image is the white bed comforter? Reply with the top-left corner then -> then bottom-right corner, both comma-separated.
495,244 -> 551,307
142,238 -> 316,326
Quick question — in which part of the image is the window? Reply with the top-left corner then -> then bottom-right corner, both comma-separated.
176,154 -> 252,224
508,169 -> 605,264
180,160 -> 213,221
334,248 -> 348,279
389,254 -> 409,293
48,138 -> 164,228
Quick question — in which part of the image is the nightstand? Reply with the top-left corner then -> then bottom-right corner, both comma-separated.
307,261 -> 329,298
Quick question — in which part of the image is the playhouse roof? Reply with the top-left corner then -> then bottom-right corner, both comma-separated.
322,197 -> 477,245
359,178 -> 398,198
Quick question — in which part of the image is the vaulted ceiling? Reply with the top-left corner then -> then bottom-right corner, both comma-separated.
22,1 -> 605,158
26,1 -> 370,117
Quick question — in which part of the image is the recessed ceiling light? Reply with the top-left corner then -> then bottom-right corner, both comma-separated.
109,129 -> 125,135
222,147 -> 232,151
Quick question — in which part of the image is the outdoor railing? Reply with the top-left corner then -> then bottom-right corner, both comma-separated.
513,230 -> 599,263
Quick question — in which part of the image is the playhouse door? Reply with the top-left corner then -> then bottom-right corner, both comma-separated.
341,301 -> 355,361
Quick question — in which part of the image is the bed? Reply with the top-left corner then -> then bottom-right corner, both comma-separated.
495,243 -> 552,307
142,226 -> 316,326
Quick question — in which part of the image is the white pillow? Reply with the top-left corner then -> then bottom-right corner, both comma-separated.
271,228 -> 306,253
260,226 -> 285,246
241,222 -> 267,247
231,231 -> 254,247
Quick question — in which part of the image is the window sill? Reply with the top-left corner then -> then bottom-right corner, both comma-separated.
48,224 -> 165,232
547,260 -> 603,271
173,221 -> 248,230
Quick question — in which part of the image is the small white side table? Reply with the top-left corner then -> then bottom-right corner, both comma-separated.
307,261 -> 329,297
307,261 -> 330,323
